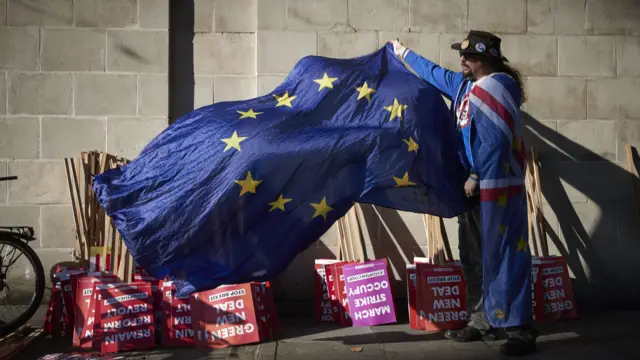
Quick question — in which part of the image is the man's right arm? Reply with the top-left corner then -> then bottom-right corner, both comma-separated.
401,49 -> 465,101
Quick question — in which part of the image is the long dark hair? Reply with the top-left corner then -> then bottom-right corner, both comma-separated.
488,59 -> 526,106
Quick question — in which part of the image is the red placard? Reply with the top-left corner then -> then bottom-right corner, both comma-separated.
161,281 -> 198,347
58,269 -> 87,338
334,264 -> 351,327
191,283 -> 261,349
133,274 -> 163,340
43,282 -> 64,337
416,263 -> 467,331
324,263 -> 341,325
407,258 -> 431,330
314,259 -> 341,323
92,282 -> 156,353
407,264 -> 419,330
533,256 -> 578,322
263,281 -> 279,337
72,274 -> 119,348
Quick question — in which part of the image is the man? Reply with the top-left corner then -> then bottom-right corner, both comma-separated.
390,31 -> 537,357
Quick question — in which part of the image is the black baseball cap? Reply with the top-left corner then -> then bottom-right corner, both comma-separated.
451,30 -> 509,62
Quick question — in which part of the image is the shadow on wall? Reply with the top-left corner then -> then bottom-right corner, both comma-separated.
522,112 -> 640,313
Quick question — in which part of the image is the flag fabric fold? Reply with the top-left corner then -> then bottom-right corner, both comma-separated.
468,73 -> 532,327
92,44 -> 469,297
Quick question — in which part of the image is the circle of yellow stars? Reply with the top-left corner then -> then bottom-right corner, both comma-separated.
225,71 -> 421,221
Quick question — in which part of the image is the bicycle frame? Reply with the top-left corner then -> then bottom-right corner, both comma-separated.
0,176 -> 36,243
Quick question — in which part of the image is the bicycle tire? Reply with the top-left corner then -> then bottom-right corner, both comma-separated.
0,235 -> 45,338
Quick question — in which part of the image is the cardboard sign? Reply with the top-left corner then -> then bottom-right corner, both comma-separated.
407,258 -> 431,330
133,274 -> 163,340
263,281 -> 280,336
416,263 -> 467,331
44,282 -> 64,337
92,282 -> 156,353
192,283 -> 261,349
72,274 -> 119,348
314,259 -> 341,323
533,256 -> 578,321
531,260 -> 544,322
406,264 -> 419,330
324,263 -> 341,325
335,264 -> 352,327
342,259 -> 396,327
161,281 -> 198,347
59,269 -> 87,338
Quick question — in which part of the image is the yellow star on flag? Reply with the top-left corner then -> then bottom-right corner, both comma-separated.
313,73 -> 338,91
221,131 -> 248,152
393,172 -> 416,187
499,225 -> 508,235
269,194 -> 292,212
504,162 -> 510,174
234,171 -> 262,196
274,91 -> 296,108
516,237 -> 528,252
497,193 -> 508,207
310,196 -> 333,221
237,109 -> 263,119
385,98 -> 408,121
403,137 -> 419,153
355,82 -> 376,102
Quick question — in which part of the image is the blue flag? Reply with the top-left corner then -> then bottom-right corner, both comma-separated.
467,73 -> 532,327
92,44 -> 469,296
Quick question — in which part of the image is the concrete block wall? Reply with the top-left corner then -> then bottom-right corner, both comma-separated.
0,0 -> 169,291
2,0 -> 640,312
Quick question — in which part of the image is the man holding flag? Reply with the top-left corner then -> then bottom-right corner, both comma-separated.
390,31 -> 537,356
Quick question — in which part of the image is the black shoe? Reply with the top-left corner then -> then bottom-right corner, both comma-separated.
499,337 -> 537,356
444,325 -> 497,343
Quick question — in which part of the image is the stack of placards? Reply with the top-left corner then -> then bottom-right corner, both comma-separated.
44,265 -> 279,354
160,280 -> 279,349
314,259 -> 342,323
314,258 -> 397,327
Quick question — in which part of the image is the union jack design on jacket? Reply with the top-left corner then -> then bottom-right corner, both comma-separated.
468,73 -> 532,328
402,50 -> 532,328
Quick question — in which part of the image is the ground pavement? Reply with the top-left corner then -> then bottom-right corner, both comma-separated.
18,307 -> 639,360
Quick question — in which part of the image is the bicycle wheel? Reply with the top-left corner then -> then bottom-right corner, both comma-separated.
0,236 -> 45,338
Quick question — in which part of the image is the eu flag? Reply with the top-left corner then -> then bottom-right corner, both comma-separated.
93,44 -> 469,296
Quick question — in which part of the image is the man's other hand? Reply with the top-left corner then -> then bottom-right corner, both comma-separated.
464,176 -> 479,198
388,39 -> 407,58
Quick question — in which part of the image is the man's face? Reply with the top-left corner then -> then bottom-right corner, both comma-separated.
460,52 -> 484,79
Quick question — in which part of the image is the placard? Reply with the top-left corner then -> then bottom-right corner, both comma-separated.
314,259 -> 341,323
416,263 -> 467,331
342,259 -> 396,327
407,258 -> 431,330
162,281 -> 198,347
92,282 -> 156,353
192,283 -> 261,348
72,274 -> 119,348
534,256 -> 578,321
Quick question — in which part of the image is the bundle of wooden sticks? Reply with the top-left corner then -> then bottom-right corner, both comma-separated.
526,146 -> 550,257
335,204 -> 454,265
63,150 -> 136,282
